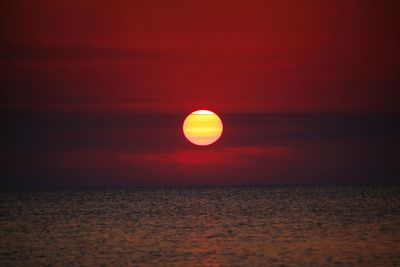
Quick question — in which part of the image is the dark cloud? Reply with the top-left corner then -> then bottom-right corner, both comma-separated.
1,110 -> 398,188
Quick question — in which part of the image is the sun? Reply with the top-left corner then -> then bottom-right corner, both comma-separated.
183,110 -> 223,146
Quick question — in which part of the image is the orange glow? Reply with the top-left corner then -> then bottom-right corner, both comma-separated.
183,110 -> 223,146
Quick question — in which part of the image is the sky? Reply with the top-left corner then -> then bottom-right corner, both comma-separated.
1,0 -> 399,188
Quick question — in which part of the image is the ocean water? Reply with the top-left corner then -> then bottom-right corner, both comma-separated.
0,186 -> 399,266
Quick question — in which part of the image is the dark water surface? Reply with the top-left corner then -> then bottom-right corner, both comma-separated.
1,186 -> 399,266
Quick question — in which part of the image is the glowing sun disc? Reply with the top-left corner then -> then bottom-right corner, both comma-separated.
183,110 -> 223,146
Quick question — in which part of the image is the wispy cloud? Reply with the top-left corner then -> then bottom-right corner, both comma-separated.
120,146 -> 292,166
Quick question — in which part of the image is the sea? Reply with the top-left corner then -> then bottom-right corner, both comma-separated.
0,186 -> 399,266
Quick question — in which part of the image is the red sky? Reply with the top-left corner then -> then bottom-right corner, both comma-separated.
1,1 -> 399,188
1,0 -> 399,113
